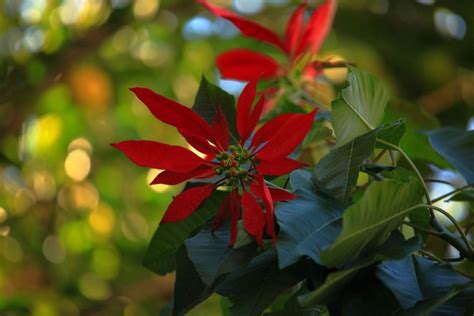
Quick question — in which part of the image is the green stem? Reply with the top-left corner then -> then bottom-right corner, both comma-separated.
431,184 -> 473,204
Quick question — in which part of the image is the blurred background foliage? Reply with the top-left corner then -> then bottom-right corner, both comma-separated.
0,0 -> 473,315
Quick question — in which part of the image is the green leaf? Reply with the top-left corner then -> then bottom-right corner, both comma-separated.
314,130 -> 377,207
193,76 -> 238,142
143,192 -> 225,275
185,221 -> 257,286
427,127 -> 474,184
315,120 -> 406,207
276,170 -> 343,268
453,260 -> 474,279
216,251 -> 306,316
385,99 -> 448,168
376,119 -> 407,148
172,245 -> 216,316
300,232 -> 421,307
332,66 -> 390,147
320,179 -> 424,268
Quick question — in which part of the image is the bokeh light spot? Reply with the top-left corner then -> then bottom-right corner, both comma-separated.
1,236 -> 23,262
78,273 -> 111,300
133,0 -> 160,20
65,149 -> 91,182
42,235 -> 66,264
88,204 -> 115,237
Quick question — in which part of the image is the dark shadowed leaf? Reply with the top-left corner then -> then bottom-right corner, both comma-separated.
143,192 -> 225,275
376,255 -> 423,309
300,232 -> 421,308
193,76 -> 238,142
185,221 -> 257,286
276,170 -> 343,268
172,246 -> 215,316
216,251 -> 306,316
427,127 -> 474,184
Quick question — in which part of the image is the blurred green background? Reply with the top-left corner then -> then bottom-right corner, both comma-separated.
0,0 -> 473,315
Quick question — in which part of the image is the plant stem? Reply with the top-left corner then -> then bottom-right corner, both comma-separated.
424,178 -> 457,186
419,250 -> 446,263
402,221 -> 443,237
376,139 -> 474,260
431,184 -> 473,204
419,204 -> 474,258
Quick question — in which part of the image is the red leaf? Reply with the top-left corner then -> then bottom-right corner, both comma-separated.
212,109 -> 229,150
112,140 -> 207,172
242,191 -> 265,247
250,175 -> 276,244
269,188 -> 296,202
237,81 -> 256,142
256,109 -> 317,161
130,87 -> 216,143
256,157 -> 306,176
198,0 -> 285,51
250,113 -> 296,150
296,0 -> 336,57
284,1 -> 307,56
150,165 -> 215,185
229,189 -> 241,247
160,184 -> 214,223
212,194 -> 231,233
179,129 -> 219,156
216,49 -> 280,81
244,94 -> 265,145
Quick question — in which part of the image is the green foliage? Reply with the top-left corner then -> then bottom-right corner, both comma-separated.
320,179 -> 424,268
332,66 -> 390,147
143,192 -> 226,275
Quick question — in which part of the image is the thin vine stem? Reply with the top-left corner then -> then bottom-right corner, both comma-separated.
431,184 -> 473,204
424,178 -> 457,186
419,203 -> 474,257
402,221 -> 443,237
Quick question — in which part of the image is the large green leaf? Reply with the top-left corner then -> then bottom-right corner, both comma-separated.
276,170 -> 343,268
300,232 -> 421,307
143,192 -> 225,275
427,127 -> 474,184
216,251 -> 306,316
193,76 -> 238,142
185,222 -> 257,286
332,66 -> 390,147
320,179 -> 424,268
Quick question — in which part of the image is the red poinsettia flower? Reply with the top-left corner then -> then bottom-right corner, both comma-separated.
198,0 -> 336,81
112,82 -> 317,247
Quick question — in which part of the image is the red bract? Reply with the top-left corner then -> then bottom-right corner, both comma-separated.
112,82 -> 315,247
198,0 -> 336,81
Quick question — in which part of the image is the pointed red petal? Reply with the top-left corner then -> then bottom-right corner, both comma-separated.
112,140 -> 206,172
130,87 -> 216,142
296,0 -> 336,57
216,49 -> 280,81
212,109 -> 229,150
256,109 -> 317,161
229,189 -> 241,247
269,188 -> 296,202
160,184 -> 214,223
179,129 -> 219,156
150,165 -> 215,185
241,191 -> 265,248
244,94 -> 265,144
212,194 -> 232,233
198,0 -> 285,51
250,113 -> 296,150
256,157 -> 307,176
237,81 -> 257,142
249,175 -> 276,244
284,1 -> 307,55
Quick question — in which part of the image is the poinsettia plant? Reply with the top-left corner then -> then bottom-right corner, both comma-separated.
114,1 -> 474,315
